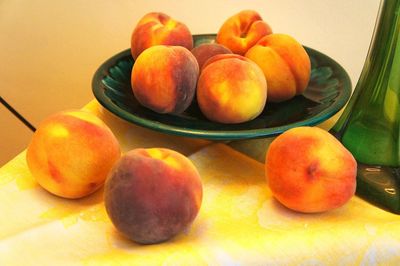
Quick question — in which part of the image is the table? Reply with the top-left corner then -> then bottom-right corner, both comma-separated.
1,100 -> 399,265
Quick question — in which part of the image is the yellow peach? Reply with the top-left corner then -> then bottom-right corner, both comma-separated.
216,10 -> 272,55
245,33 -> 311,102
197,54 -> 267,124
131,12 -> 193,60
104,148 -> 203,244
26,110 -> 121,199
191,43 -> 232,70
266,126 -> 357,213
131,45 -> 199,114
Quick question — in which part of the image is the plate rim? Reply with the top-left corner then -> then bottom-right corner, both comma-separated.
92,34 -> 352,140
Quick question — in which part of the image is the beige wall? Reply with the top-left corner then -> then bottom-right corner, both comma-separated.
1,0 -> 380,165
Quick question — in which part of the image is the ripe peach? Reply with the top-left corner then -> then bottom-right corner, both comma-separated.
190,43 -> 232,70
197,54 -> 267,124
131,12 -> 193,60
245,33 -> 311,102
131,45 -> 199,114
26,110 -> 121,199
104,148 -> 203,244
266,127 -> 357,213
216,10 -> 272,55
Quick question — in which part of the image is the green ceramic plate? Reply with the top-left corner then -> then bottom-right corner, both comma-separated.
92,34 -> 351,140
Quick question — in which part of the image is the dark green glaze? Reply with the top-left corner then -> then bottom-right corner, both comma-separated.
92,34 -> 351,140
331,0 -> 400,214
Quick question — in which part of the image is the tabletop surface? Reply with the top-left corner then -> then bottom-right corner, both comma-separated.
1,100 -> 399,266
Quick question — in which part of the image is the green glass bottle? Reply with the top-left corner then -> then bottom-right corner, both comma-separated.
331,0 -> 400,213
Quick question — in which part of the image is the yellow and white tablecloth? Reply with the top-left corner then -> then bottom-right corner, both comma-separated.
1,100 -> 400,265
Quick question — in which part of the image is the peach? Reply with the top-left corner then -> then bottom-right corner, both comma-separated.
190,43 -> 232,70
104,148 -> 203,244
216,10 -> 272,55
266,126 -> 357,213
245,33 -> 311,102
197,54 -> 267,124
131,45 -> 199,114
26,110 -> 121,199
131,12 -> 193,60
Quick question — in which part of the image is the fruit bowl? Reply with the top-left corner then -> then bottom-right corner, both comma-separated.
92,34 -> 351,140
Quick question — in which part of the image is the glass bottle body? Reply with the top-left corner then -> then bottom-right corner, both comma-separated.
332,0 -> 400,213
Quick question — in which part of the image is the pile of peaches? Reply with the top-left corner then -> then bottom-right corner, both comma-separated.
25,10 -> 357,246
130,10 -> 311,124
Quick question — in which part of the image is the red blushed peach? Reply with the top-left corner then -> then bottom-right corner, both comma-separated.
266,127 -> 357,213
216,10 -> 272,55
131,12 -> 193,60
104,148 -> 203,244
26,110 -> 121,199
197,54 -> 267,124
191,43 -> 232,70
131,45 -> 199,114
245,33 -> 311,102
